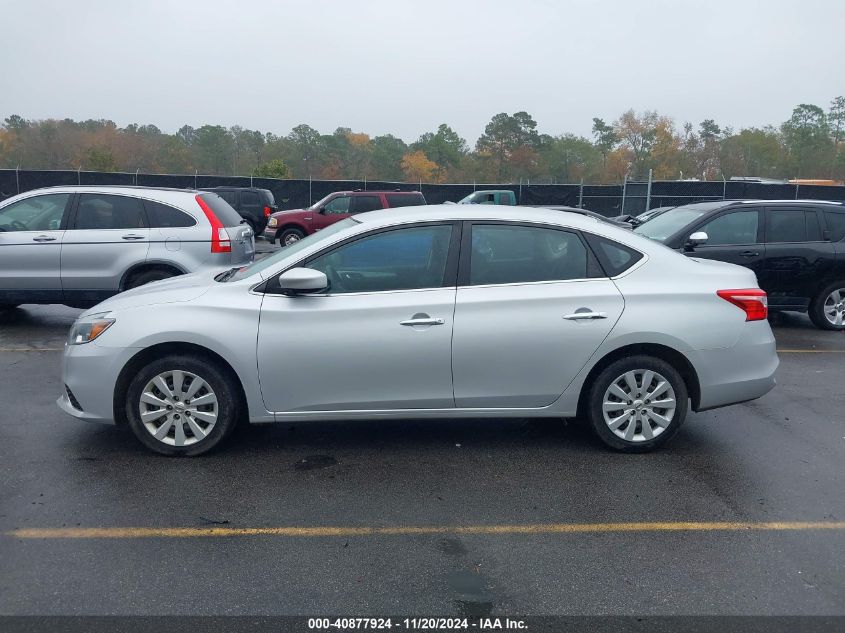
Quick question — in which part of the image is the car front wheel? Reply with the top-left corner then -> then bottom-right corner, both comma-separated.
125,355 -> 240,456
809,282 -> 845,330
587,355 -> 688,452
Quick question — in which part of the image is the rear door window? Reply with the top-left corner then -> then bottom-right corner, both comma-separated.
240,190 -> 261,212
468,224 -> 596,285
216,190 -> 238,207
386,193 -> 425,208
350,195 -> 383,214
765,208 -> 821,243
74,194 -> 146,230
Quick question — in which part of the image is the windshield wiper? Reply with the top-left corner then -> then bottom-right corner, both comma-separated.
215,267 -> 240,282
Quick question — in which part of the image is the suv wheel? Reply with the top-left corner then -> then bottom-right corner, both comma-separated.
809,282 -> 845,330
587,355 -> 688,453
278,227 -> 304,246
125,269 -> 176,290
125,355 -> 240,456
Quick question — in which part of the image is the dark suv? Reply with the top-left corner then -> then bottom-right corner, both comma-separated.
634,199 -> 845,330
263,190 -> 426,246
201,187 -> 277,235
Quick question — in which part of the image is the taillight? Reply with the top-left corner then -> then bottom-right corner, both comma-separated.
263,205 -> 272,218
717,288 -> 768,321
196,195 -> 232,253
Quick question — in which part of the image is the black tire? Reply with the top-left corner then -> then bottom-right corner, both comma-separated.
125,269 -> 177,290
808,281 -> 845,331
125,355 -> 241,456
587,355 -> 688,453
278,227 -> 305,247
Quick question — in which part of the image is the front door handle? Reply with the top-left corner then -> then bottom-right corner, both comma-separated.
563,311 -> 607,320
32,235 -> 57,242
122,234 -> 146,241
740,250 -> 759,257
400,317 -> 445,326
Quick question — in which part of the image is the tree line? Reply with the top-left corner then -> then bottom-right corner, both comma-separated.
1,98 -> 843,184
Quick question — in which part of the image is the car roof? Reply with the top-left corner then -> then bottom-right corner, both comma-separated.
2,185 -> 214,207
356,203 -> 616,231
328,190 -> 422,195
673,199 -> 845,213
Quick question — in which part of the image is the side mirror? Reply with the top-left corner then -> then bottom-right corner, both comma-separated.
318,206 -> 327,214
687,231 -> 709,247
277,267 -> 328,295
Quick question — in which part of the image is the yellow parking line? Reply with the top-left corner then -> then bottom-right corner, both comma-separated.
778,349 -> 845,353
8,521 -> 845,539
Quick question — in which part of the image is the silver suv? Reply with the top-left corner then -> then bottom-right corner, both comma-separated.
0,186 -> 254,308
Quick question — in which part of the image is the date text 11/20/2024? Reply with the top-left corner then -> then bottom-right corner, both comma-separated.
307,618 -> 528,630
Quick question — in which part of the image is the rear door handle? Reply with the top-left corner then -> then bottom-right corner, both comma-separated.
32,235 -> 56,242
400,317 -> 445,326
740,250 -> 759,257
563,311 -> 607,320
122,234 -> 146,241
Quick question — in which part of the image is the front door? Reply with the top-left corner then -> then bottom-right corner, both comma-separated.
60,193 -> 151,303
0,192 -> 70,304
310,194 -> 352,232
257,223 -> 458,412
682,207 -> 765,278
452,223 -> 625,408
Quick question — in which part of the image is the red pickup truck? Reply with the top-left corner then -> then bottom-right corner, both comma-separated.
262,190 -> 426,246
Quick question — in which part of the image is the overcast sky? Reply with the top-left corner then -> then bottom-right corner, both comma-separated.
2,0 -> 843,144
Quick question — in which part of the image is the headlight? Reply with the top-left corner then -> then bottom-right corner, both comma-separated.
68,313 -> 115,345
268,218 -> 277,227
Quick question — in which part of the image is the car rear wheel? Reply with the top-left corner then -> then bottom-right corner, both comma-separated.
278,227 -> 305,246
809,282 -> 845,330
125,269 -> 177,290
587,355 -> 688,452
125,355 -> 240,456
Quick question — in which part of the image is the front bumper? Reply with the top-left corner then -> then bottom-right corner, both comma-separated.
58,342 -> 140,425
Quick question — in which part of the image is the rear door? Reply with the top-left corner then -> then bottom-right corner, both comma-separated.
451,222 -> 624,408
682,207 -> 765,278
759,206 -> 833,309
61,193 -> 151,302
0,192 -> 71,303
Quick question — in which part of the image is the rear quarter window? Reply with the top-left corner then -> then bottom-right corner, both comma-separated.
386,193 -> 426,208
144,200 -> 196,228
824,210 -> 845,241
197,193 -> 244,227
584,233 -> 644,276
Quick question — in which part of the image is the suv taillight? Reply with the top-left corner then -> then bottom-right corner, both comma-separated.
263,205 -> 272,218
195,195 -> 232,253
717,288 -> 768,321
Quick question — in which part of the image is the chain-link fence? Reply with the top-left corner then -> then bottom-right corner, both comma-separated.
1,169 -> 843,216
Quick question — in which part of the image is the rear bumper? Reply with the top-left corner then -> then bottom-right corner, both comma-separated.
688,321 -> 779,411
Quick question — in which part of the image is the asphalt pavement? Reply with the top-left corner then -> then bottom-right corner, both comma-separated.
0,250 -> 843,616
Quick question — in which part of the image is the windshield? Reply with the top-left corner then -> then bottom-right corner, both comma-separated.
633,207 -> 710,241
307,193 -> 335,211
225,218 -> 359,282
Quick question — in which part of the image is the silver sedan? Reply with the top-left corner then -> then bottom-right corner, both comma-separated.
58,205 -> 778,455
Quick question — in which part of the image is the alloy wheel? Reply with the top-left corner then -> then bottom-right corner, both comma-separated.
823,288 -> 845,326
602,369 -> 676,442
139,370 -> 218,447
284,233 -> 301,246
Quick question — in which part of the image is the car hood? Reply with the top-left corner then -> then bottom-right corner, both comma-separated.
270,208 -> 307,218
81,271 -> 216,316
